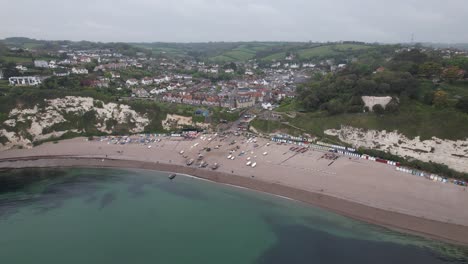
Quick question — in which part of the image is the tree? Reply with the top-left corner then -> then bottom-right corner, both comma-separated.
432,90 -> 449,108
418,62 -> 442,77
385,98 -> 400,114
326,99 -> 345,115
423,91 -> 435,105
442,66 -> 463,83
3,62 -> 20,78
456,96 -> 468,113
372,104 -> 385,114
447,57 -> 468,71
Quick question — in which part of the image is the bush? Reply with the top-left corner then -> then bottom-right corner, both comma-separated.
372,104 -> 385,114
456,96 -> 468,113
385,98 -> 400,114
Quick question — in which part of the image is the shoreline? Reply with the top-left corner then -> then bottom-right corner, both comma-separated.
1,156 -> 468,246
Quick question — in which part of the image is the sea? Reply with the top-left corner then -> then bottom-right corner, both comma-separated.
0,168 -> 467,264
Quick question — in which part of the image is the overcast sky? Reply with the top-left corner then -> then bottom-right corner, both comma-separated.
1,0 -> 467,43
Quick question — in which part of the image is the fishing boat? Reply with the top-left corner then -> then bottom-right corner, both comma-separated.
246,161 -> 252,166
186,159 -> 194,166
169,174 -> 177,180
211,163 -> 219,170
251,162 -> 257,168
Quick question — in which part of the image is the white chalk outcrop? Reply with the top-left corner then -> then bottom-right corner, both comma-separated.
325,126 -> 468,173
0,96 -> 149,150
362,96 -> 392,111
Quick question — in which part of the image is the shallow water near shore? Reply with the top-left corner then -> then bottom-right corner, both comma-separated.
0,168 -> 467,264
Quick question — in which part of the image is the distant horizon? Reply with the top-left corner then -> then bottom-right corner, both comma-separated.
3,36 -> 468,45
2,0 -> 467,44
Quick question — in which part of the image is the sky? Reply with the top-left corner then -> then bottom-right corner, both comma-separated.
1,0 -> 467,43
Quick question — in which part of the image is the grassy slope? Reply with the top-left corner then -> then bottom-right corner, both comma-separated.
209,43 -> 273,62
261,43 -> 372,61
261,100 -> 468,140
2,56 -> 33,63
297,44 -> 371,59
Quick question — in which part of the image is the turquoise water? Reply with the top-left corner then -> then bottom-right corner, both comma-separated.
0,168 -> 467,264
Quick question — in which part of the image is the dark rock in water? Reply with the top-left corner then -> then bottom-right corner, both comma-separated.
99,192 -> 116,209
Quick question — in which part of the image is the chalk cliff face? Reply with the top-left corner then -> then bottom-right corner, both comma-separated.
0,96 -> 150,150
325,126 -> 468,173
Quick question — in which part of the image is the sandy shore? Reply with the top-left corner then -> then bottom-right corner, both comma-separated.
1,135 -> 468,246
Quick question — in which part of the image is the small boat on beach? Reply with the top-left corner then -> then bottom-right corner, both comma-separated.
169,174 -> 177,180
211,163 -> 219,170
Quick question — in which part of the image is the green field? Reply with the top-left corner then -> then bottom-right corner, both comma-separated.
262,52 -> 287,61
211,50 -> 256,62
288,101 -> 468,140
256,100 -> 468,140
2,56 -> 33,63
209,44 -> 275,62
297,44 -> 371,59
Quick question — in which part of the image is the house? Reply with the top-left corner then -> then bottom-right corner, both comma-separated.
290,64 -> 300,69
0,69 -> 3,79
132,88 -> 150,98
141,77 -> 153,85
271,62 -> 281,68
90,79 -> 109,88
110,72 -> 120,79
373,67 -> 386,74
9,76 -> 41,86
79,56 -> 92,63
71,68 -> 89,75
53,70 -> 70,77
225,69 -> 234,74
34,60 -> 49,68
15,65 -> 28,72
150,88 -> 167,95
236,96 -> 255,108
261,103 -> 273,110
48,61 -> 57,69
126,79 -> 139,86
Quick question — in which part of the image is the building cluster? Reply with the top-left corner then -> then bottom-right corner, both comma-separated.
3,41 -> 356,109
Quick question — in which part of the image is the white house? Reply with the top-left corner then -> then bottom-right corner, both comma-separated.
71,68 -> 89,74
15,65 -> 28,72
9,76 -> 41,86
48,61 -> 57,69
141,77 -> 153,85
271,62 -> 281,68
126,79 -> 139,86
150,88 -> 167,95
303,63 -> 316,68
34,60 -> 49,68
225,69 -> 234,74
290,64 -> 300,69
